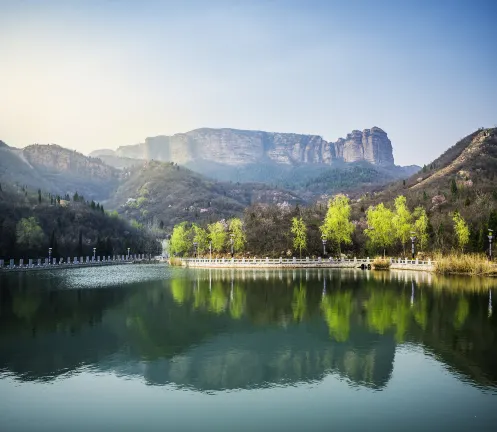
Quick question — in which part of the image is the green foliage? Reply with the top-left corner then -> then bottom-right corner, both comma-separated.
16,217 -> 46,251
452,211 -> 470,251
291,217 -> 307,258
413,207 -> 429,251
192,224 -> 209,254
170,222 -> 192,256
392,196 -> 412,254
450,178 -> 458,196
365,203 -> 395,257
208,221 -> 227,253
320,194 -> 354,255
228,218 -> 246,252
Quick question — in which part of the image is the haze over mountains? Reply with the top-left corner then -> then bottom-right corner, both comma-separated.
90,126 -> 418,184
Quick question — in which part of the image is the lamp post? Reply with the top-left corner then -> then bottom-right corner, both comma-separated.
410,232 -> 416,259
322,235 -> 327,257
230,234 -> 234,258
488,229 -> 493,261
48,247 -> 52,265
193,242 -> 198,258
209,241 -> 212,260
93,247 -> 96,261
127,247 -> 130,260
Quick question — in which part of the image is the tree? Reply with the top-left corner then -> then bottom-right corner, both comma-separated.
192,224 -> 209,255
291,217 -> 307,258
16,217 -> 45,251
320,195 -> 354,256
49,229 -> 58,258
365,203 -> 395,257
229,218 -> 246,253
170,222 -> 192,256
453,211 -> 470,252
208,221 -> 227,253
77,230 -> 83,257
413,207 -> 429,251
392,196 -> 412,255
450,178 -> 458,196
73,191 -> 80,202
38,189 -> 42,204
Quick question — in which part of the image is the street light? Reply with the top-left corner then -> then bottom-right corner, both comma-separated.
48,247 -> 52,265
127,247 -> 130,260
230,234 -> 234,258
209,241 -> 212,260
322,235 -> 327,257
193,242 -> 198,258
410,232 -> 416,259
93,247 -> 96,261
488,229 -> 493,261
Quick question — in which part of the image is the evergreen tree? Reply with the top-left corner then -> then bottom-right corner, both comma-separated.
450,178 -> 458,196
38,189 -> 42,204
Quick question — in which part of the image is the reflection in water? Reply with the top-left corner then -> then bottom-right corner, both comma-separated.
0,267 -> 497,393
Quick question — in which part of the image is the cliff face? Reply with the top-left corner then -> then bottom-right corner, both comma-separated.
109,127 -> 395,167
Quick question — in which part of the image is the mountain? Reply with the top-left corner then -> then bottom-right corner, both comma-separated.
106,160 -> 302,230
90,127 -> 417,183
0,143 -> 119,200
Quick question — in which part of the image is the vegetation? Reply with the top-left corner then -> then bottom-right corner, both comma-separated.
291,217 -> 307,258
0,183 -> 160,260
434,254 -> 497,276
320,195 -> 354,255
372,257 -> 391,270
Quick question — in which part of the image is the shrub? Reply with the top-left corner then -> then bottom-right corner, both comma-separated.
434,253 -> 497,276
372,257 -> 391,270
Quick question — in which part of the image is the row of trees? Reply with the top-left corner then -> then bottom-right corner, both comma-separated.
170,218 -> 246,256
170,194 -> 473,258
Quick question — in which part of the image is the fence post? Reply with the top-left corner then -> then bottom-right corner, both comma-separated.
0,259 -> 4,268
19,258 -> 24,267
37,258 -> 41,266
10,259 -> 14,268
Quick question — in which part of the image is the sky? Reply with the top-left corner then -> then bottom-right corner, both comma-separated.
1,0 -> 497,166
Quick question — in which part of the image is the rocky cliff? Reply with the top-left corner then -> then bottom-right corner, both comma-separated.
98,127 -> 395,167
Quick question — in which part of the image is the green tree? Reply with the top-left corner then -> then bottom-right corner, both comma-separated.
38,189 -> 42,204
291,217 -> 307,258
229,218 -> 246,252
450,178 -> 458,196
208,221 -> 227,253
16,217 -> 46,251
170,222 -> 192,256
453,211 -> 470,252
392,196 -> 412,256
413,207 -> 429,251
365,203 -> 395,257
320,194 -> 354,256
192,224 -> 209,255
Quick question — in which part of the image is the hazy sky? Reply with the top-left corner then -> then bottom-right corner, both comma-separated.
1,0 -> 496,166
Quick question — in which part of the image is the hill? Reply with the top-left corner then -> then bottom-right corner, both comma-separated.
0,143 -> 120,201
0,183 -> 159,260
353,127 -> 497,251
105,160 -> 303,230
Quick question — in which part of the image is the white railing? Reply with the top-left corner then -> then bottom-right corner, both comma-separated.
180,257 -> 435,267
0,254 -> 151,271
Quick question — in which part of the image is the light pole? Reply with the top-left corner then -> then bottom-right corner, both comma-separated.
488,229 -> 493,261
193,242 -> 198,258
230,234 -> 234,258
209,241 -> 212,260
322,235 -> 327,257
127,247 -> 130,260
93,247 -> 96,261
410,232 -> 416,259
48,247 -> 52,265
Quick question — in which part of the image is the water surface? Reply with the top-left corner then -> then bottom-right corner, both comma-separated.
1,266 -> 496,431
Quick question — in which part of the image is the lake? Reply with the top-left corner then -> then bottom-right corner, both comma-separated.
1,265 -> 496,431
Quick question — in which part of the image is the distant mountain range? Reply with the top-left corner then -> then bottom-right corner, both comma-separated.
90,127 -> 419,185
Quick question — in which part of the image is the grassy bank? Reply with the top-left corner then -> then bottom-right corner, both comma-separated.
434,253 -> 497,276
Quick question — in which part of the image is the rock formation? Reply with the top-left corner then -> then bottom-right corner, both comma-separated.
97,127 -> 395,167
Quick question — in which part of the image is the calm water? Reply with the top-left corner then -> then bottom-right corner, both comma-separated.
1,265 -> 496,432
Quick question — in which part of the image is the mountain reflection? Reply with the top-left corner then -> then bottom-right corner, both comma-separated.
0,268 -> 496,392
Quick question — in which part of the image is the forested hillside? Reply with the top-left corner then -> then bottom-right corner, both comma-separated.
0,183 -> 160,260
106,160 -> 302,230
